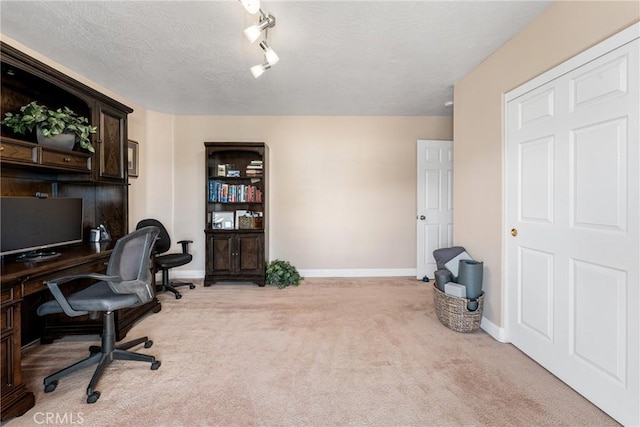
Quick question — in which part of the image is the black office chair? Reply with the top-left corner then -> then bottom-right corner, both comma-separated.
37,226 -> 161,404
136,218 -> 195,299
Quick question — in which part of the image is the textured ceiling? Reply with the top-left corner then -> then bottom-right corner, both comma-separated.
0,1 -> 552,116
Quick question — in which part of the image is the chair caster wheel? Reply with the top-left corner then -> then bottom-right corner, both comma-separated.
175,294 -> 182,299
87,391 -> 100,403
44,381 -> 58,393
144,340 -> 153,348
151,360 -> 161,370
89,345 -> 101,355
189,284 -> 196,289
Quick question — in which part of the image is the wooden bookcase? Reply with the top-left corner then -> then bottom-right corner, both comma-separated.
204,142 -> 267,286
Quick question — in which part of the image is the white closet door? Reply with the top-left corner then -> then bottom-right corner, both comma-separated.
506,32 -> 639,426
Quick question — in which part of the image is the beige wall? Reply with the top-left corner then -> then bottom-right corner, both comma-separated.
129,111 -> 175,229
0,35 -> 452,276
453,1 -> 640,328
174,116 -> 452,274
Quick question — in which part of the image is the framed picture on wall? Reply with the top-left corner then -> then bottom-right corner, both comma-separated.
128,140 -> 139,177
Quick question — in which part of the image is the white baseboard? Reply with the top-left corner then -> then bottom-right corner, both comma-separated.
299,268 -> 417,278
162,269 -> 418,280
480,316 -> 508,343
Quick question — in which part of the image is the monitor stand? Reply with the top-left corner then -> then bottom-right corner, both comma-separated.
15,250 -> 61,263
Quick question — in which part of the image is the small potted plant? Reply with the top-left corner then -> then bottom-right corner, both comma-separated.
266,259 -> 301,289
1,101 -> 97,152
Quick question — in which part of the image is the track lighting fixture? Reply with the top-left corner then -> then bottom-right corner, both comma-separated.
239,0 -> 279,78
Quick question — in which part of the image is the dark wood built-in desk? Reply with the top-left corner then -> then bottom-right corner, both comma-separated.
1,245 -> 161,421
0,41 -> 146,421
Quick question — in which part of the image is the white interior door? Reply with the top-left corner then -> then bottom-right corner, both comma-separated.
417,140 -> 453,280
506,28 -> 639,426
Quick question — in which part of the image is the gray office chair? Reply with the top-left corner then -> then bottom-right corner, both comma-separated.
37,226 -> 161,404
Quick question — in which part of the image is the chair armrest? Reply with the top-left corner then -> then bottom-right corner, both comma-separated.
47,273 -> 119,286
177,240 -> 193,254
44,274 -> 120,318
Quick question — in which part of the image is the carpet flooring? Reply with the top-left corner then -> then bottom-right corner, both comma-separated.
7,277 -> 617,426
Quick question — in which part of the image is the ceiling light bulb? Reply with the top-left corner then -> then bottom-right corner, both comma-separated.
251,63 -> 271,79
259,41 -> 279,66
240,0 -> 260,14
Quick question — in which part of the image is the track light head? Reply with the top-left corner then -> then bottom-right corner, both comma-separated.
244,14 -> 276,43
240,0 -> 260,14
251,62 -> 271,79
259,41 -> 279,66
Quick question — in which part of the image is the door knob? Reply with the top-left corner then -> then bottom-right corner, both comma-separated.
418,215 -> 426,220
511,228 -> 518,237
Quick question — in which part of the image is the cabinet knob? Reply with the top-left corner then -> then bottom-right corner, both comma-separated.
0,146 -> 4,151
64,157 -> 71,162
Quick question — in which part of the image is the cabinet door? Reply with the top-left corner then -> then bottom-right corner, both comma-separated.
206,232 -> 235,275
237,233 -> 264,275
1,286 -> 34,421
96,103 -> 126,181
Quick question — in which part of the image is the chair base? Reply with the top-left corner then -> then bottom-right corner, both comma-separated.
43,311 -> 160,403
158,269 -> 196,299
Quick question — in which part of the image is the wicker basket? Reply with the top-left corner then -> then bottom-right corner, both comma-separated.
238,216 -> 263,230
433,283 -> 484,333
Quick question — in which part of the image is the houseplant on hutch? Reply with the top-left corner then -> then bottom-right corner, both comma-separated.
1,101 -> 96,152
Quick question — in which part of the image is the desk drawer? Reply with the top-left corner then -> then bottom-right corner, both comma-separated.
21,257 -> 109,297
0,139 -> 36,165
41,149 -> 90,171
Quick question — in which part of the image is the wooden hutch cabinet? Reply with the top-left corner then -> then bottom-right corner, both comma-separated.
0,42 -> 160,420
204,142 -> 268,287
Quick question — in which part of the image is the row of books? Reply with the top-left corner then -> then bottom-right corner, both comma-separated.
208,180 -> 263,203
246,160 -> 263,177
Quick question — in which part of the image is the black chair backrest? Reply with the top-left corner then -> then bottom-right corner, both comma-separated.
106,225 -> 159,304
136,219 -> 171,254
